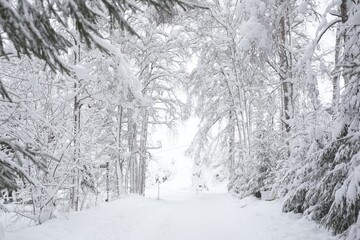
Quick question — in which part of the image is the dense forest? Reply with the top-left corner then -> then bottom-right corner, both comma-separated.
0,0 -> 360,239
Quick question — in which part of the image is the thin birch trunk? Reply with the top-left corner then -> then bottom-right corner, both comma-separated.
279,0 -> 293,134
139,109 -> 149,195
72,45 -> 81,211
331,24 -> 341,114
228,109 -> 235,177
115,105 -> 124,196
127,108 -> 138,193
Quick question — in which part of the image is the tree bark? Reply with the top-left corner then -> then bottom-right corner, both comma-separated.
139,109 -> 149,195
115,105 -> 124,196
72,45 -> 81,211
331,24 -> 342,114
228,109 -> 235,177
279,0 -> 294,133
127,108 -> 138,193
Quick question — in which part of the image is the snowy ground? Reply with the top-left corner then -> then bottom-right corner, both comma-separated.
5,188 -> 337,240
2,121 -> 338,240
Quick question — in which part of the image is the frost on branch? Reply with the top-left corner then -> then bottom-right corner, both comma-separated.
0,138 -> 46,190
0,0 -> 196,72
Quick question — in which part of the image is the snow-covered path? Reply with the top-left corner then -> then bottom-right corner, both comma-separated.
6,191 -> 337,240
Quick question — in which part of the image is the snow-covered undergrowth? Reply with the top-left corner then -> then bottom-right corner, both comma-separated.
4,190 -> 337,240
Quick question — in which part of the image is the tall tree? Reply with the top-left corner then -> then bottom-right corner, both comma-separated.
282,1 -> 360,238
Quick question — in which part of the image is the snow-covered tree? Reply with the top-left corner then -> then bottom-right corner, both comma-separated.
0,0 -> 204,225
280,1 -> 360,238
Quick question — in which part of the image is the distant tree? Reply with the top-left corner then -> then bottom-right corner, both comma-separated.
116,7 -> 191,195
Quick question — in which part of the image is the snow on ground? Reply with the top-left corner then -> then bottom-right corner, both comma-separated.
2,119 -> 338,240
5,189 -> 337,240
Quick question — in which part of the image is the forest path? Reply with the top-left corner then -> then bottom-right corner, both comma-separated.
6,191 -> 336,240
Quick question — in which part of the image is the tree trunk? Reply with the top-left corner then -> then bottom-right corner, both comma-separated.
139,109 -> 149,195
115,105 -> 124,196
127,108 -> 138,193
72,45 -> 81,211
228,109 -> 235,177
73,83 -> 81,211
331,24 -> 342,114
340,0 -> 349,85
279,0 -> 293,133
